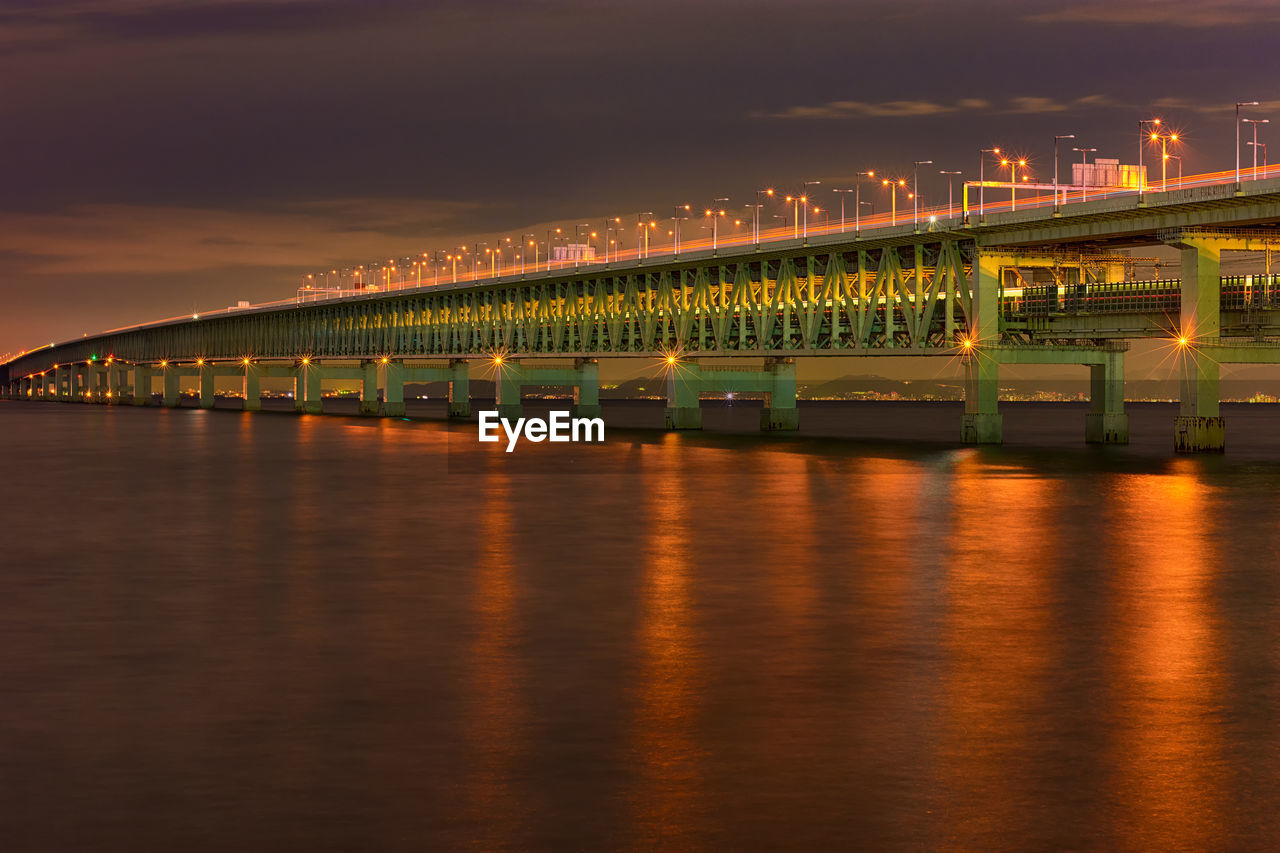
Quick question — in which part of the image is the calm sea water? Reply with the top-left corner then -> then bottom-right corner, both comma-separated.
3,399 -> 1280,851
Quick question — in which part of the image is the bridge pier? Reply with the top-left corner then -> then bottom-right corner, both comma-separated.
960,352 -> 1002,444
132,365 -> 153,405
243,363 -> 262,411
199,362 -> 216,409
448,360 -> 470,419
360,361 -> 379,415
1085,350 -> 1129,444
295,362 -> 322,414
380,361 -> 405,416
664,358 -> 799,431
494,358 -> 600,421
162,365 -> 181,407
70,364 -> 85,402
1170,236 -> 1225,452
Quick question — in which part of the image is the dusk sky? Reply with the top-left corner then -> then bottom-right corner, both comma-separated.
4,0 -> 1279,373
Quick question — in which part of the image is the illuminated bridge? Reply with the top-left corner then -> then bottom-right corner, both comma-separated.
5,176 -> 1280,451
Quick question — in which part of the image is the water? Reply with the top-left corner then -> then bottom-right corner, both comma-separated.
3,399 -> 1280,851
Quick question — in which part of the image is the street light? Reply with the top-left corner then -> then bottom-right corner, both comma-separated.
1072,147 -> 1097,201
939,170 -> 962,218
1237,101 -> 1260,186
520,233 -> 535,274
1246,143 -> 1267,178
1243,118 -> 1269,179
881,178 -> 906,225
832,188 -> 854,232
912,161 -> 932,228
754,188 -> 774,243
546,228 -> 561,270
799,180 -> 821,239
1138,118 -> 1161,200
707,198 -> 728,252
1148,126 -> 1180,191
979,147 -> 1000,220
1168,153 -> 1184,188
1053,134 -> 1075,211
854,170 -> 874,236
672,205 -> 690,255
637,212 -> 654,259
999,157 -> 1028,210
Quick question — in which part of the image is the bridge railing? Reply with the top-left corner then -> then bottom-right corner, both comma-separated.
1004,275 -> 1280,318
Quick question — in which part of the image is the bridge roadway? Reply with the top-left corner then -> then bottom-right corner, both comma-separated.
5,178 -> 1280,451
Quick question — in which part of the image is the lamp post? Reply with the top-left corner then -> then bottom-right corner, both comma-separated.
520,234 -> 534,274
832,188 -> 854,232
706,199 -> 728,252
1243,118 -> 1269,179
1053,134 -> 1075,211
912,161 -> 932,228
1169,153 -> 1184,188
1000,157 -> 1027,210
1246,142 -> 1267,178
939,170 -> 962,218
979,147 -> 1000,220
1072,147 -> 1097,201
802,180 -> 820,240
881,178 -> 906,225
1237,101 -> 1260,187
546,228 -> 561,271
854,170 -> 874,236
637,212 -> 654,259
672,205 -> 690,255
1138,118 -> 1161,200
754,188 -> 774,243
1148,126 -> 1179,190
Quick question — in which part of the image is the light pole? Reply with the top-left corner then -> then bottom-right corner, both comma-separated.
1169,154 -> 1184,188
1243,118 -> 1269,179
881,178 -> 906,225
754,188 -> 774,243
1246,143 -> 1266,178
832,188 -> 854,232
520,234 -> 534,274
1072,147 -> 1097,201
574,223 -> 592,267
1053,134 -> 1075,211
854,170 -> 874,236
637,212 -> 654,259
1138,118 -> 1161,200
546,228 -> 561,270
912,161 -> 932,228
939,170 -> 962,218
707,199 -> 728,252
672,205 -> 689,255
802,180 -> 820,240
1000,157 -> 1027,210
979,147 -> 1000,220
1148,126 -> 1179,190
1237,101 -> 1260,186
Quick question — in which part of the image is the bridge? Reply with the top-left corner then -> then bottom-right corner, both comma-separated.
4,175 -> 1280,451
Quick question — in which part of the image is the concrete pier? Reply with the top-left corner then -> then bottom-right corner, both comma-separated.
664,358 -> 799,431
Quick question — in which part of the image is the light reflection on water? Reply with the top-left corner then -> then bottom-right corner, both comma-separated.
2,401 -> 1279,851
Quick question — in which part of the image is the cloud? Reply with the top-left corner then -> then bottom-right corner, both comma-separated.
1024,0 -> 1280,26
0,198 -> 478,275
1150,96 -> 1280,115
757,95 -> 1115,120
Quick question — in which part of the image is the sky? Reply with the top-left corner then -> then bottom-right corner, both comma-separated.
3,0 -> 1279,379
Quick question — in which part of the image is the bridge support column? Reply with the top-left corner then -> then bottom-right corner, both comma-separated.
495,363 -> 524,421
54,366 -> 67,401
1174,239 -> 1224,452
199,363 -> 216,409
243,363 -> 261,412
761,358 -> 799,431
448,360 -> 470,419
69,365 -> 85,402
1175,350 -> 1223,452
294,362 -> 322,414
1086,348 -> 1129,444
105,365 -> 124,403
88,363 -> 107,403
380,360 -> 405,416
360,361 -> 379,415
162,366 -> 181,407
571,359 -> 601,419
664,363 -> 702,430
961,352 -> 1002,444
132,365 -> 153,405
